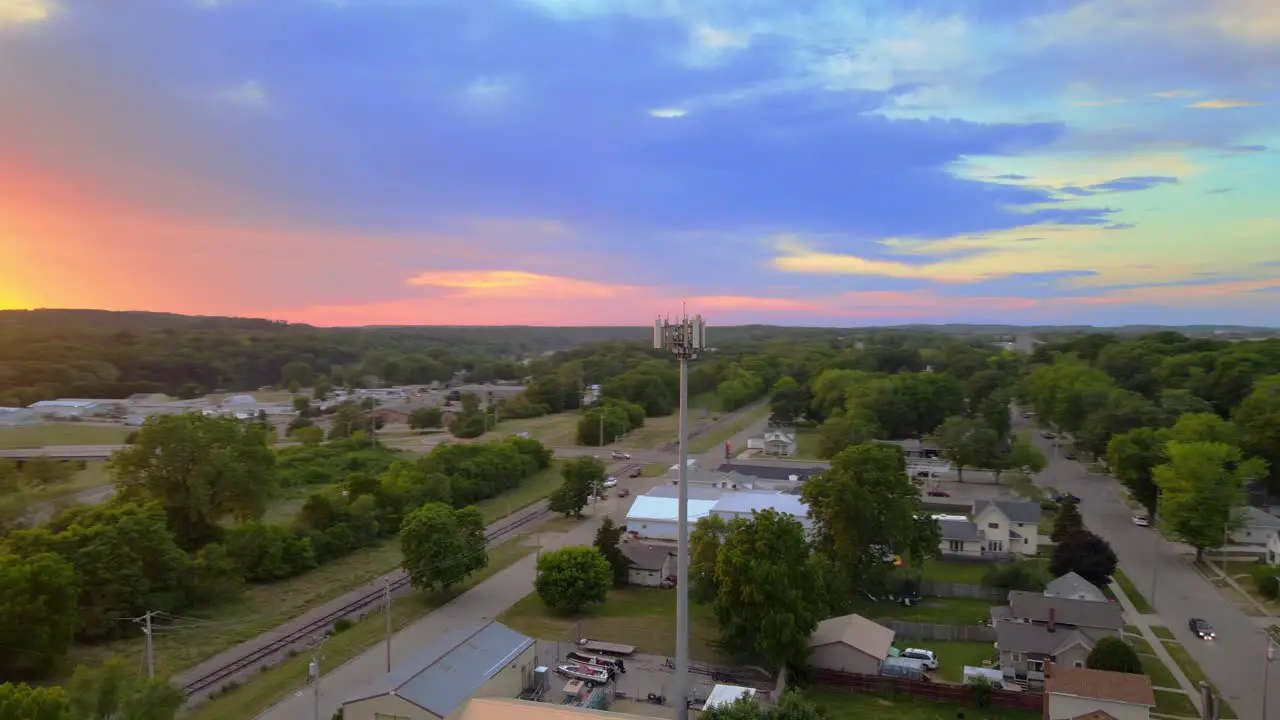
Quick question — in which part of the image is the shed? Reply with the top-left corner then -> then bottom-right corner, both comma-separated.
809,614 -> 895,675
624,496 -> 716,541
341,621 -> 537,720
618,544 -> 675,587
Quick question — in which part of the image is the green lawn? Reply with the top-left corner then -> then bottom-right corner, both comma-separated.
1114,568 -> 1152,613
1150,625 -> 1175,640
497,587 -> 720,661
1138,651 -> 1177,688
473,467 -> 563,523
689,392 -> 724,413
794,428 -> 822,459
1125,633 -> 1154,655
1162,640 -> 1237,719
808,689 -> 1039,720
477,413 -> 582,446
920,558 -> 993,585
188,538 -> 535,720
849,597 -> 999,625
641,463 -> 668,477
920,640 -> 998,682
1153,689 -> 1199,717
688,404 -> 770,455
0,423 -> 132,449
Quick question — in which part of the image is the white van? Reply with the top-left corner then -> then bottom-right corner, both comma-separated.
901,648 -> 939,670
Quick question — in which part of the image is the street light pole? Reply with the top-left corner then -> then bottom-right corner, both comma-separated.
1264,633 -> 1275,720
655,312 -> 706,720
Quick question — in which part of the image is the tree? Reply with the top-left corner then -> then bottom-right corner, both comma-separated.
399,503 -> 487,592
593,517 -> 629,587
689,514 -> 729,603
1234,375 -> 1280,492
20,457 -> 76,488
768,376 -> 808,425
816,410 -> 880,459
408,406 -> 443,430
1050,529 -> 1118,588
109,413 -> 276,548
700,690 -> 823,720
1076,389 -> 1162,458
67,657 -> 183,720
0,683 -> 72,720
534,546 -> 612,613
312,377 -> 332,401
1086,637 -> 1143,674
1108,427 -> 1169,515
713,510 -> 824,671
931,416 -> 1000,482
993,436 -> 1046,483
0,552 -> 80,678
1050,498 -> 1084,542
550,457 -> 605,517
980,385 -> 1015,439
802,444 -> 939,592
1169,412 -> 1239,446
1154,441 -> 1263,560
291,425 -> 324,446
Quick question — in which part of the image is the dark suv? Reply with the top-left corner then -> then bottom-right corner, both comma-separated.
1188,618 -> 1215,640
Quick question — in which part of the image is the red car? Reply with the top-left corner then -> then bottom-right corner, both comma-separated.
617,488 -> 631,498
927,490 -> 951,497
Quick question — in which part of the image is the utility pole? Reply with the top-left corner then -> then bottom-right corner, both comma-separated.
310,634 -> 330,720
655,311 -> 706,720
384,578 -> 392,673
132,610 -> 156,678
599,412 -> 604,448
1264,632 -> 1275,720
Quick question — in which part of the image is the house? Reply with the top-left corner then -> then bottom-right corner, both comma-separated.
938,518 -> 986,556
1044,572 -> 1109,603
709,493 -> 812,530
760,428 -> 797,457
1045,666 -> 1155,720
995,620 -> 1095,686
1230,506 -> 1280,546
994,592 -> 1124,686
618,544 -> 675,587
715,462 -> 825,482
973,499 -> 1043,556
623,496 -> 717,541
1269,531 -> 1280,566
808,614 -> 896,675
341,621 -> 536,720
1005,591 -> 1124,639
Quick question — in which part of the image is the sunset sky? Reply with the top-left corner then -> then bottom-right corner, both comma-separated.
1,0 -> 1277,327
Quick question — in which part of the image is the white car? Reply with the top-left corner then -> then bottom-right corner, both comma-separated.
611,451 -> 631,460
1133,514 -> 1150,527
901,648 -> 938,670
602,477 -> 618,488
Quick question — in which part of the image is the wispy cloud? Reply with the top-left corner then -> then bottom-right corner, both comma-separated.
1151,90 -> 1199,98
1188,99 -> 1266,109
1072,99 -> 1126,107
0,0 -> 56,26
649,108 -> 687,119
211,80 -> 269,109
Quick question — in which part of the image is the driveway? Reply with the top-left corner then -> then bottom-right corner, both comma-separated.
1017,414 -> 1275,720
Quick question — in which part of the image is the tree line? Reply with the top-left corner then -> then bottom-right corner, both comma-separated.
0,413 -> 552,690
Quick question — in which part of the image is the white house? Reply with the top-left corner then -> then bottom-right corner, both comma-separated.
618,544 -> 675,587
1044,666 -> 1155,720
936,500 -> 1043,558
1230,506 -> 1280,546
760,428 -> 797,457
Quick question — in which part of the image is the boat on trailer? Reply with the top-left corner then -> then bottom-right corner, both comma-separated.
555,663 -> 612,684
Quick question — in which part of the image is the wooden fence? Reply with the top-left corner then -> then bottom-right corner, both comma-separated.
878,620 -> 997,643
814,669 -> 1044,712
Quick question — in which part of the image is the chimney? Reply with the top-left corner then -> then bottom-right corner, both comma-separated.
1048,607 -> 1056,632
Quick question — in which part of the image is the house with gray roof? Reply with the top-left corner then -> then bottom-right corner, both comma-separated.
619,543 -> 675,587
1044,572 -> 1108,603
341,621 -> 536,720
933,499 -> 1044,558
1006,591 -> 1124,640
995,619 -> 1095,687
1230,506 -> 1280,546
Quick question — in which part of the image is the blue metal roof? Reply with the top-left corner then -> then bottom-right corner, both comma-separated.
345,621 -> 534,717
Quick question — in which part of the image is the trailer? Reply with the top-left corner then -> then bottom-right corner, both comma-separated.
577,638 -> 636,657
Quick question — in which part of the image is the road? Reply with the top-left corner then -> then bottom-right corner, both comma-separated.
1018,414 -> 1275,720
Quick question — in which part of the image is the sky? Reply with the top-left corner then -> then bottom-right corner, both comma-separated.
1,0 -> 1278,328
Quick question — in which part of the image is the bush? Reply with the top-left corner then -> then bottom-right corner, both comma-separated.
1252,564 -> 1280,600
983,561 -> 1047,592
1087,636 -> 1143,674
968,675 -> 995,708
332,618 -> 353,633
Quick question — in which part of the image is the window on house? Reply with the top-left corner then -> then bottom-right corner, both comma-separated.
1010,652 -> 1022,662
987,522 -> 999,529
1028,660 -> 1044,672
949,540 -> 964,552
1074,661 -> 1084,668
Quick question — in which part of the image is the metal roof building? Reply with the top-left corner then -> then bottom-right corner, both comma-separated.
709,493 -> 812,529
342,621 -> 536,720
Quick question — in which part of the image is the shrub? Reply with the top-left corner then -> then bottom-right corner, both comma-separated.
1252,564 -> 1280,600
983,561 -> 1046,592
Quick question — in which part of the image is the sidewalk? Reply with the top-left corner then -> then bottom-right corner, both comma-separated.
258,507 -> 614,719
1109,579 -> 1203,714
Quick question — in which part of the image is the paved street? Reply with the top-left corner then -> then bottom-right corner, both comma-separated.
1018,415 -> 1275,720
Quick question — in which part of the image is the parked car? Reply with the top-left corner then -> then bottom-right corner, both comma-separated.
901,648 -> 939,670
611,451 -> 631,460
617,488 -> 630,498
602,477 -> 618,488
1133,514 -> 1150,527
1041,431 -> 1056,439
926,490 -> 950,497
1189,618 -> 1215,640
628,468 -> 642,478
1051,493 -> 1079,504
1064,452 -> 1076,460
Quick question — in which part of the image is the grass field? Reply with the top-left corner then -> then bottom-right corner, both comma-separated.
611,413 -> 679,450
478,413 -> 582,446
188,538 -> 535,720
1150,625 -> 1175,640
1154,689 -> 1199,717
793,427 -> 822,459
0,423 -> 131,449
848,597 -> 998,625
1137,651 -> 1177,689
688,403 -> 769,455
66,468 -> 563,680
808,689 -> 1040,720
498,587 -> 720,661
1162,640 -> 1237,718
920,558 -> 994,585
1113,567 -> 1152,613
923,640 -> 998,682
641,463 -> 667,477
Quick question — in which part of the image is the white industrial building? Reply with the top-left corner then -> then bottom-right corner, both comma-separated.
710,493 -> 813,530
624,496 -> 718,541
625,487 -> 812,540
0,407 -> 42,426
26,399 -> 109,418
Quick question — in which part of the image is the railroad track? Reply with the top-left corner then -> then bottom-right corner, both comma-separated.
183,505 -> 554,697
